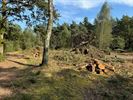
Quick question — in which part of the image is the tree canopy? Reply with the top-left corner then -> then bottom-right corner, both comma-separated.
95,2 -> 112,49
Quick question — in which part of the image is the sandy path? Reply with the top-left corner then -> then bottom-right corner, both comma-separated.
0,53 -> 27,99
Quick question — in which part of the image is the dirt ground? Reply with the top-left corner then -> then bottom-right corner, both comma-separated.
0,51 -> 133,99
0,52 -> 27,99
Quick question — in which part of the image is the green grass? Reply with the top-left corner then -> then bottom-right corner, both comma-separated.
101,56 -> 125,63
3,50 -> 133,100
4,67 -> 133,100
51,50 -> 89,65
0,53 -> 5,62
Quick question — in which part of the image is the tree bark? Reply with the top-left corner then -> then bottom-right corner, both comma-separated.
0,0 -> 7,54
40,0 -> 53,66
0,35 -> 4,54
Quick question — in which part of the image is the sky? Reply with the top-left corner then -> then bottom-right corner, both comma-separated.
0,0 -> 133,29
54,0 -> 133,24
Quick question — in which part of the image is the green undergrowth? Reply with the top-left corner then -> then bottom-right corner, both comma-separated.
4,67 -> 133,100
51,50 -> 89,65
101,56 -> 125,63
3,49 -> 133,100
0,53 -> 5,62
27,58 -> 41,65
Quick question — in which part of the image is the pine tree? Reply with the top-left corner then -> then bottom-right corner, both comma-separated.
95,2 -> 112,49
83,17 -> 93,29
70,21 -> 80,47
59,23 -> 71,48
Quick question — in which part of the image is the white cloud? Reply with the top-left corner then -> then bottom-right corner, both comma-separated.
110,0 -> 133,6
55,0 -> 104,9
55,0 -> 133,9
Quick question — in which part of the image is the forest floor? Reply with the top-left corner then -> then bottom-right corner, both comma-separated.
0,52 -> 28,99
0,50 -> 133,100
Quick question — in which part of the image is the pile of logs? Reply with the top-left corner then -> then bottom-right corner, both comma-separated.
77,59 -> 115,75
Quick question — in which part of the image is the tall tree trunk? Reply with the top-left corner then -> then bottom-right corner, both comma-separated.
0,0 -> 7,54
0,35 -> 4,54
40,0 -> 53,66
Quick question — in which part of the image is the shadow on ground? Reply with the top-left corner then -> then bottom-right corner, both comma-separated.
7,59 -> 40,67
0,53 -> 41,99
3,68 -> 133,100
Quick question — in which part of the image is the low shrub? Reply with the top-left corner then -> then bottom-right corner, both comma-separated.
0,53 -> 5,62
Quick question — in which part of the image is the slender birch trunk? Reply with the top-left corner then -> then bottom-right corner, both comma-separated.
40,0 -> 53,66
